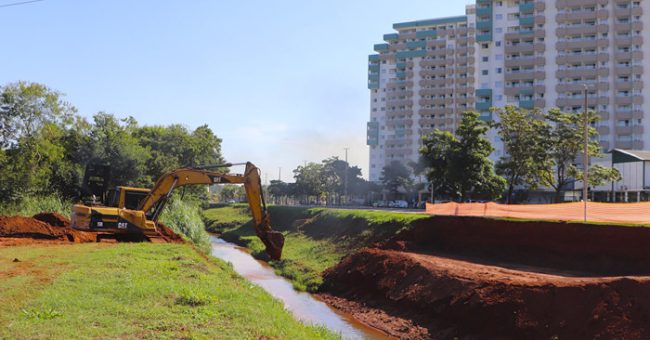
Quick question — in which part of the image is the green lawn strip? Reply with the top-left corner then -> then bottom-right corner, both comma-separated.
203,205 -> 429,292
0,244 -> 107,327
1,243 -> 338,339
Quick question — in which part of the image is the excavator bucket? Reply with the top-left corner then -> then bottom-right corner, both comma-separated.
260,230 -> 284,260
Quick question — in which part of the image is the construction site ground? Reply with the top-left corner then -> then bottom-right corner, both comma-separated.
0,212 -> 338,339
321,216 -> 650,339
6,207 -> 650,339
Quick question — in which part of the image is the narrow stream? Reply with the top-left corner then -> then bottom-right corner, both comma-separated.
210,237 -> 389,340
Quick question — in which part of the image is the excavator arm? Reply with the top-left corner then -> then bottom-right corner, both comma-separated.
137,162 -> 284,260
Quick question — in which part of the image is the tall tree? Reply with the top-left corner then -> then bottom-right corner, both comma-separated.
493,106 -> 551,203
420,111 -> 506,201
86,113 -> 150,187
293,162 -> 326,198
380,160 -> 413,200
536,109 -> 609,202
0,82 -> 77,200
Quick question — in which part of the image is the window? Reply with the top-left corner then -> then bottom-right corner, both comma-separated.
482,56 -> 489,62
482,70 -> 489,75
496,14 -> 503,20
497,68 -> 503,74
495,40 -> 502,47
495,27 -> 503,33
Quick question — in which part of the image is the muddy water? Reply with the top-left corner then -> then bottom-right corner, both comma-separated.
210,237 -> 388,340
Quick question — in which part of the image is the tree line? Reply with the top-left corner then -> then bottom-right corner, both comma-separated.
414,109 -> 620,204
1,81 -> 621,207
220,108 -> 621,206
0,81 -> 224,203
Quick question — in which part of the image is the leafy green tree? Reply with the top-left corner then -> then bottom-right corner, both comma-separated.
584,164 -> 622,187
268,180 -> 291,198
219,185 -> 244,202
293,162 -> 326,198
0,82 -> 77,200
321,156 -> 365,199
0,81 -> 75,148
418,130 -> 456,200
86,113 -> 150,187
380,160 -> 413,200
493,106 -> 552,203
420,111 -> 506,201
536,109 -> 605,202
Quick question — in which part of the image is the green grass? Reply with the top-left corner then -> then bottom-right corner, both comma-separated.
159,198 -> 212,253
203,205 -> 428,292
0,195 -> 72,216
0,243 -> 338,339
203,203 -> 252,231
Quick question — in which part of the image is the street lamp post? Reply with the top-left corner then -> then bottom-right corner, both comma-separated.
583,84 -> 589,222
344,148 -> 349,202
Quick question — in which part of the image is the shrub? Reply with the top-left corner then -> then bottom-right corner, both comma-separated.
0,195 -> 72,217
160,198 -> 212,253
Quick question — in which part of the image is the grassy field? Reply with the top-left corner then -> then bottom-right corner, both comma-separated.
203,205 -> 429,291
0,243 -> 338,339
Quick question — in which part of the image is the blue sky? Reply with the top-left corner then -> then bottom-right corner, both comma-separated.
0,0 -> 473,181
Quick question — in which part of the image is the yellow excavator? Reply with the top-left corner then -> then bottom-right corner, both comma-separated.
71,162 -> 285,259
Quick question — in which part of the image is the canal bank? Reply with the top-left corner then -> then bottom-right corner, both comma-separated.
210,237 -> 388,340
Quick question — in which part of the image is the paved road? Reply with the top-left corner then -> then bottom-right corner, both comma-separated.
277,205 -> 428,214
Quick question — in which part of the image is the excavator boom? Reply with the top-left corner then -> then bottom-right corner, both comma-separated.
137,162 -> 284,259
72,162 -> 284,259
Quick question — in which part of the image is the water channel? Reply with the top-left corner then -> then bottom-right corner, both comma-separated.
210,237 -> 389,340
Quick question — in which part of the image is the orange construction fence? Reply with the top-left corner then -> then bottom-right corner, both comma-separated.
425,201 -> 650,225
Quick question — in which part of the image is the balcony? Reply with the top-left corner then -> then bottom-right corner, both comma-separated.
519,16 -> 535,26
395,50 -> 426,59
520,2 -> 534,14
476,32 -> 493,42
415,29 -> 437,39
383,33 -> 399,42
477,20 -> 492,30
476,101 -> 492,111
519,99 -> 534,109
476,7 -> 492,18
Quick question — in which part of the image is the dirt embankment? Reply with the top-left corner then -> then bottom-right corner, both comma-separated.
322,216 -> 650,339
0,213 -> 97,243
0,213 -> 184,245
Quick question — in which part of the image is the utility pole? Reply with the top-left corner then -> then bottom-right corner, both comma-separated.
583,84 -> 589,222
344,148 -> 349,200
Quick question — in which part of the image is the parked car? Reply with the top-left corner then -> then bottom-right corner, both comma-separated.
389,200 -> 408,208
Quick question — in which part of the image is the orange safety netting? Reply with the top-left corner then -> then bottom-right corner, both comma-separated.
425,201 -> 650,225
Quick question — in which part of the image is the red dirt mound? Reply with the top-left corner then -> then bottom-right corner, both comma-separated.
0,215 -> 96,243
380,216 -> 650,276
32,212 -> 71,228
156,223 -> 185,243
323,248 -> 650,339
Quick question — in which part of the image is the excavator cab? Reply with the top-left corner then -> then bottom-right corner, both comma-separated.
106,187 -> 151,209
80,163 -> 111,205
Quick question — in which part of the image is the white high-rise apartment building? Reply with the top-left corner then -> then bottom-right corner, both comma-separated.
368,0 -> 650,183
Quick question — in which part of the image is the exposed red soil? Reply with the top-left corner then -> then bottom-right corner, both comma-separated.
157,223 -> 185,243
322,216 -> 650,339
0,214 -> 96,243
32,212 -> 71,227
317,293 -> 427,339
382,216 -> 650,276
0,213 -> 184,245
